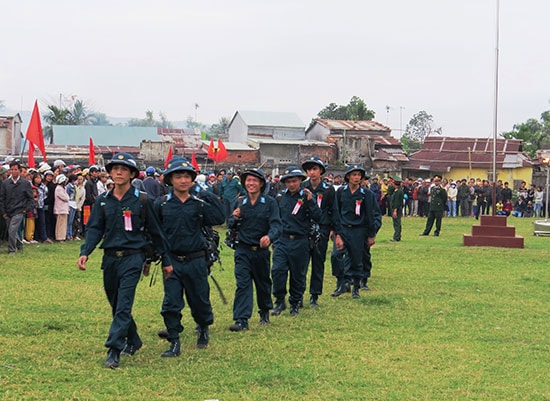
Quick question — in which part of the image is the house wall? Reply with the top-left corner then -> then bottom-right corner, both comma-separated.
140,141 -> 174,163
259,144 -> 300,167
0,116 -> 22,155
228,114 -> 248,143
306,124 -> 329,141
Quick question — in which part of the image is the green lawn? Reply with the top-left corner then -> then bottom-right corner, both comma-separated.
0,216 -> 548,401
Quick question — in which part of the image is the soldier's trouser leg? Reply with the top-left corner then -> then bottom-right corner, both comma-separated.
182,258 -> 213,328
250,249 -> 273,313
103,253 -> 144,351
272,240 -> 290,303
392,216 -> 402,241
331,246 -> 347,288
342,227 -> 366,283
287,238 -> 310,307
309,226 -> 330,296
423,211 -> 436,234
362,244 -> 372,282
161,260 -> 185,342
233,248 -> 272,322
434,211 -> 443,235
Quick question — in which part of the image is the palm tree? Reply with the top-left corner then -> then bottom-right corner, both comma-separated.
68,99 -> 96,125
43,105 -> 70,143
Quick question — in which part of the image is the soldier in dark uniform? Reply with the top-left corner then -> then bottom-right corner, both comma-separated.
77,152 -> 168,369
271,166 -> 321,317
301,156 -> 335,307
227,169 -> 282,331
153,157 -> 224,356
332,165 -> 381,299
420,174 -> 448,237
389,176 -> 404,242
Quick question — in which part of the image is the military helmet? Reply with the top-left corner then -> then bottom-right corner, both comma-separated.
164,157 -> 197,184
344,164 -> 366,183
240,168 -> 266,191
105,152 -> 139,175
280,166 -> 306,182
301,156 -> 326,175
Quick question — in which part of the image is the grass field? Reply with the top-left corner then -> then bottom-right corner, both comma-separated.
0,216 -> 548,401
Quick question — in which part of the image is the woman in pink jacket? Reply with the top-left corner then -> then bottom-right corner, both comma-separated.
54,174 -> 70,241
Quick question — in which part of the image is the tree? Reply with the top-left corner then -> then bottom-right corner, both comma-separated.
43,105 -> 70,143
127,110 -> 173,128
209,116 -> 231,138
501,111 -> 550,158
43,98 -> 110,143
316,96 -> 375,121
403,111 -> 442,143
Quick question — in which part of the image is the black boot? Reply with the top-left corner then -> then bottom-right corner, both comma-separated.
352,279 -> 361,299
331,282 -> 349,297
105,348 -> 120,369
161,340 -> 181,357
197,326 -> 209,349
271,301 -> 287,316
309,295 -> 319,307
289,304 -> 299,316
360,278 -> 369,291
259,310 -> 270,325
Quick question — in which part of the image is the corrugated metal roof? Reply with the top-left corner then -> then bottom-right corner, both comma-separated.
247,138 -> 331,146
315,119 -> 390,132
406,137 -> 532,170
52,125 -> 158,146
235,111 -> 305,128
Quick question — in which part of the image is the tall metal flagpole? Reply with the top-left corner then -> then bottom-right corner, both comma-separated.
491,0 -> 500,215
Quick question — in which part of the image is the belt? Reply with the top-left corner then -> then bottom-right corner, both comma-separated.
282,233 -> 307,240
171,250 -> 206,262
104,248 -> 144,258
238,243 -> 262,251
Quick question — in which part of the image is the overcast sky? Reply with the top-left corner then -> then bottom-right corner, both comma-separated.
2,0 -> 549,138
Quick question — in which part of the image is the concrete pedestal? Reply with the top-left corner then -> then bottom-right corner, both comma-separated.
463,215 -> 524,248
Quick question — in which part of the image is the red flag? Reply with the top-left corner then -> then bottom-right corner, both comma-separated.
25,100 -> 46,161
216,139 -> 229,162
89,137 -> 96,166
207,138 -> 216,161
28,141 -> 36,168
191,152 -> 200,171
164,146 -> 173,168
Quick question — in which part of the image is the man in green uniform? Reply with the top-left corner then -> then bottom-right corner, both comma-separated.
77,152 -> 168,369
389,176 -> 404,242
420,174 -> 448,237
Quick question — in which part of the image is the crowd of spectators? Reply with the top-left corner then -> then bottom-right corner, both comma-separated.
1,157 -> 548,255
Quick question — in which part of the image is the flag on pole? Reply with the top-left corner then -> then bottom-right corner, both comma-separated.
207,138 -> 216,161
25,100 -> 47,161
191,152 -> 200,171
164,146 -> 173,168
207,137 -> 229,163
89,137 -> 96,166
216,139 -> 229,162
28,141 -> 36,168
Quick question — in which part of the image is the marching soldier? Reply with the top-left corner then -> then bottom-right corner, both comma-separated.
271,166 -> 322,317
227,168 -> 282,331
301,156 -> 335,307
331,165 -> 381,299
77,152 -> 168,369
153,157 -> 225,355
